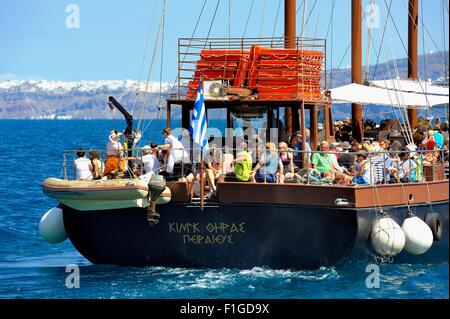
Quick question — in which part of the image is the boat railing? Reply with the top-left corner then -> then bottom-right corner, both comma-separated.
61,146 -> 448,187
62,148 -> 151,181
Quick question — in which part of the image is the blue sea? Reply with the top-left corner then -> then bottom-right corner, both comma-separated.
0,119 -> 448,299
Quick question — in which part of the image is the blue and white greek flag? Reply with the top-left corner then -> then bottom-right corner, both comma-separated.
191,83 -> 209,151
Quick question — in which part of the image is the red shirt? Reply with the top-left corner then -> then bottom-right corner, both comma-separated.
425,138 -> 436,150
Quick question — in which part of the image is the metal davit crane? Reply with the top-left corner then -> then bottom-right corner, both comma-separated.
108,96 -> 135,157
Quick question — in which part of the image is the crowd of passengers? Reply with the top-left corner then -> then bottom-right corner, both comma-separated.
74,118 -> 449,198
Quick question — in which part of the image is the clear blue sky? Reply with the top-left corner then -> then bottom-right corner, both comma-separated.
0,0 -> 448,82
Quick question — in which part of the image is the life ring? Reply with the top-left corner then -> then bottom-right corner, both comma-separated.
425,213 -> 442,241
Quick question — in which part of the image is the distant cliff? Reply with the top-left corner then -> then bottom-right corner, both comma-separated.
326,50 -> 449,88
0,51 -> 447,119
0,80 -> 174,119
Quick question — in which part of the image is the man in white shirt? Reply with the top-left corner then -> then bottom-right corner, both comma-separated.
74,149 -> 93,180
141,145 -> 160,174
157,127 -> 189,176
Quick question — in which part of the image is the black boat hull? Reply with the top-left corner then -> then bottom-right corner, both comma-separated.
62,200 -> 448,269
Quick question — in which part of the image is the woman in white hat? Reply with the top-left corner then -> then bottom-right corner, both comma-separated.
103,130 -> 124,177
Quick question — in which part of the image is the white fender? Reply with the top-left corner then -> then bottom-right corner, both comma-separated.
371,217 -> 405,256
39,207 -> 67,244
156,187 -> 171,205
402,216 -> 433,255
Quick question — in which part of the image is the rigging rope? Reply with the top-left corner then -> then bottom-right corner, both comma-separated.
378,5 -> 413,145
330,42 -> 351,85
167,0 -> 208,98
158,0 -> 167,112
136,0 -> 166,133
364,0 -> 376,83
421,0 -> 427,84
271,0 -> 282,41
441,0 -> 448,81
131,0 -> 158,116
372,0 -> 391,80
143,0 -> 220,138
312,0 -> 322,46
259,0 -> 267,38
303,0 -> 318,38
400,0 -> 448,63
327,0 -> 335,87
383,0 -> 433,111
382,0 -> 408,61
295,0 -> 306,15
228,0 -> 231,43
300,0 -> 307,38
206,0 -> 221,44
242,0 -> 255,38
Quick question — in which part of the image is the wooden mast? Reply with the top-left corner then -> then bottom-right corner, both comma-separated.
352,0 -> 364,142
284,0 -> 296,138
408,0 -> 418,128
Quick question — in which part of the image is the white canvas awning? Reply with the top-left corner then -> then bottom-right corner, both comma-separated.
371,79 -> 449,96
330,82 -> 449,108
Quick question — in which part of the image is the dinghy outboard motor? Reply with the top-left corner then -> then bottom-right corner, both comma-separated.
147,174 -> 166,224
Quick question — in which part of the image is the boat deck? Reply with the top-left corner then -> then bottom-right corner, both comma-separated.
167,179 -> 449,208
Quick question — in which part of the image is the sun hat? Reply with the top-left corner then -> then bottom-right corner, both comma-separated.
341,141 -> 351,149
110,130 -> 122,141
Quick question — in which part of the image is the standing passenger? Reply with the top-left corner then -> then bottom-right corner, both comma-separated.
141,144 -> 161,174
156,127 -> 189,178
103,130 -> 123,178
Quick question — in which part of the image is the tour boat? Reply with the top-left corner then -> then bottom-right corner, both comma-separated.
40,0 -> 449,269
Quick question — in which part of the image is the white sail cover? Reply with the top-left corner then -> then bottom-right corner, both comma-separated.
330,81 -> 449,108
371,79 -> 449,96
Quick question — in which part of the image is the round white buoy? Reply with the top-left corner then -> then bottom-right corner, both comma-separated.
39,207 -> 67,244
156,187 -> 171,205
402,216 -> 433,255
370,217 -> 405,256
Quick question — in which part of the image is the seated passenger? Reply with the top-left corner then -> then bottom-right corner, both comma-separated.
334,163 -> 355,185
329,143 -> 344,174
410,149 -> 424,182
291,131 -> 312,167
353,149 -> 376,185
433,126 -> 444,149
369,142 -> 387,184
224,142 -> 253,182
89,150 -> 104,180
278,142 -> 295,180
397,150 -> 417,183
311,141 -> 333,179
248,134 -> 264,164
252,142 -> 284,183
74,148 -> 93,180
221,146 -> 234,176
337,141 -> 354,171
205,144 -> 222,197
423,149 -> 439,166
